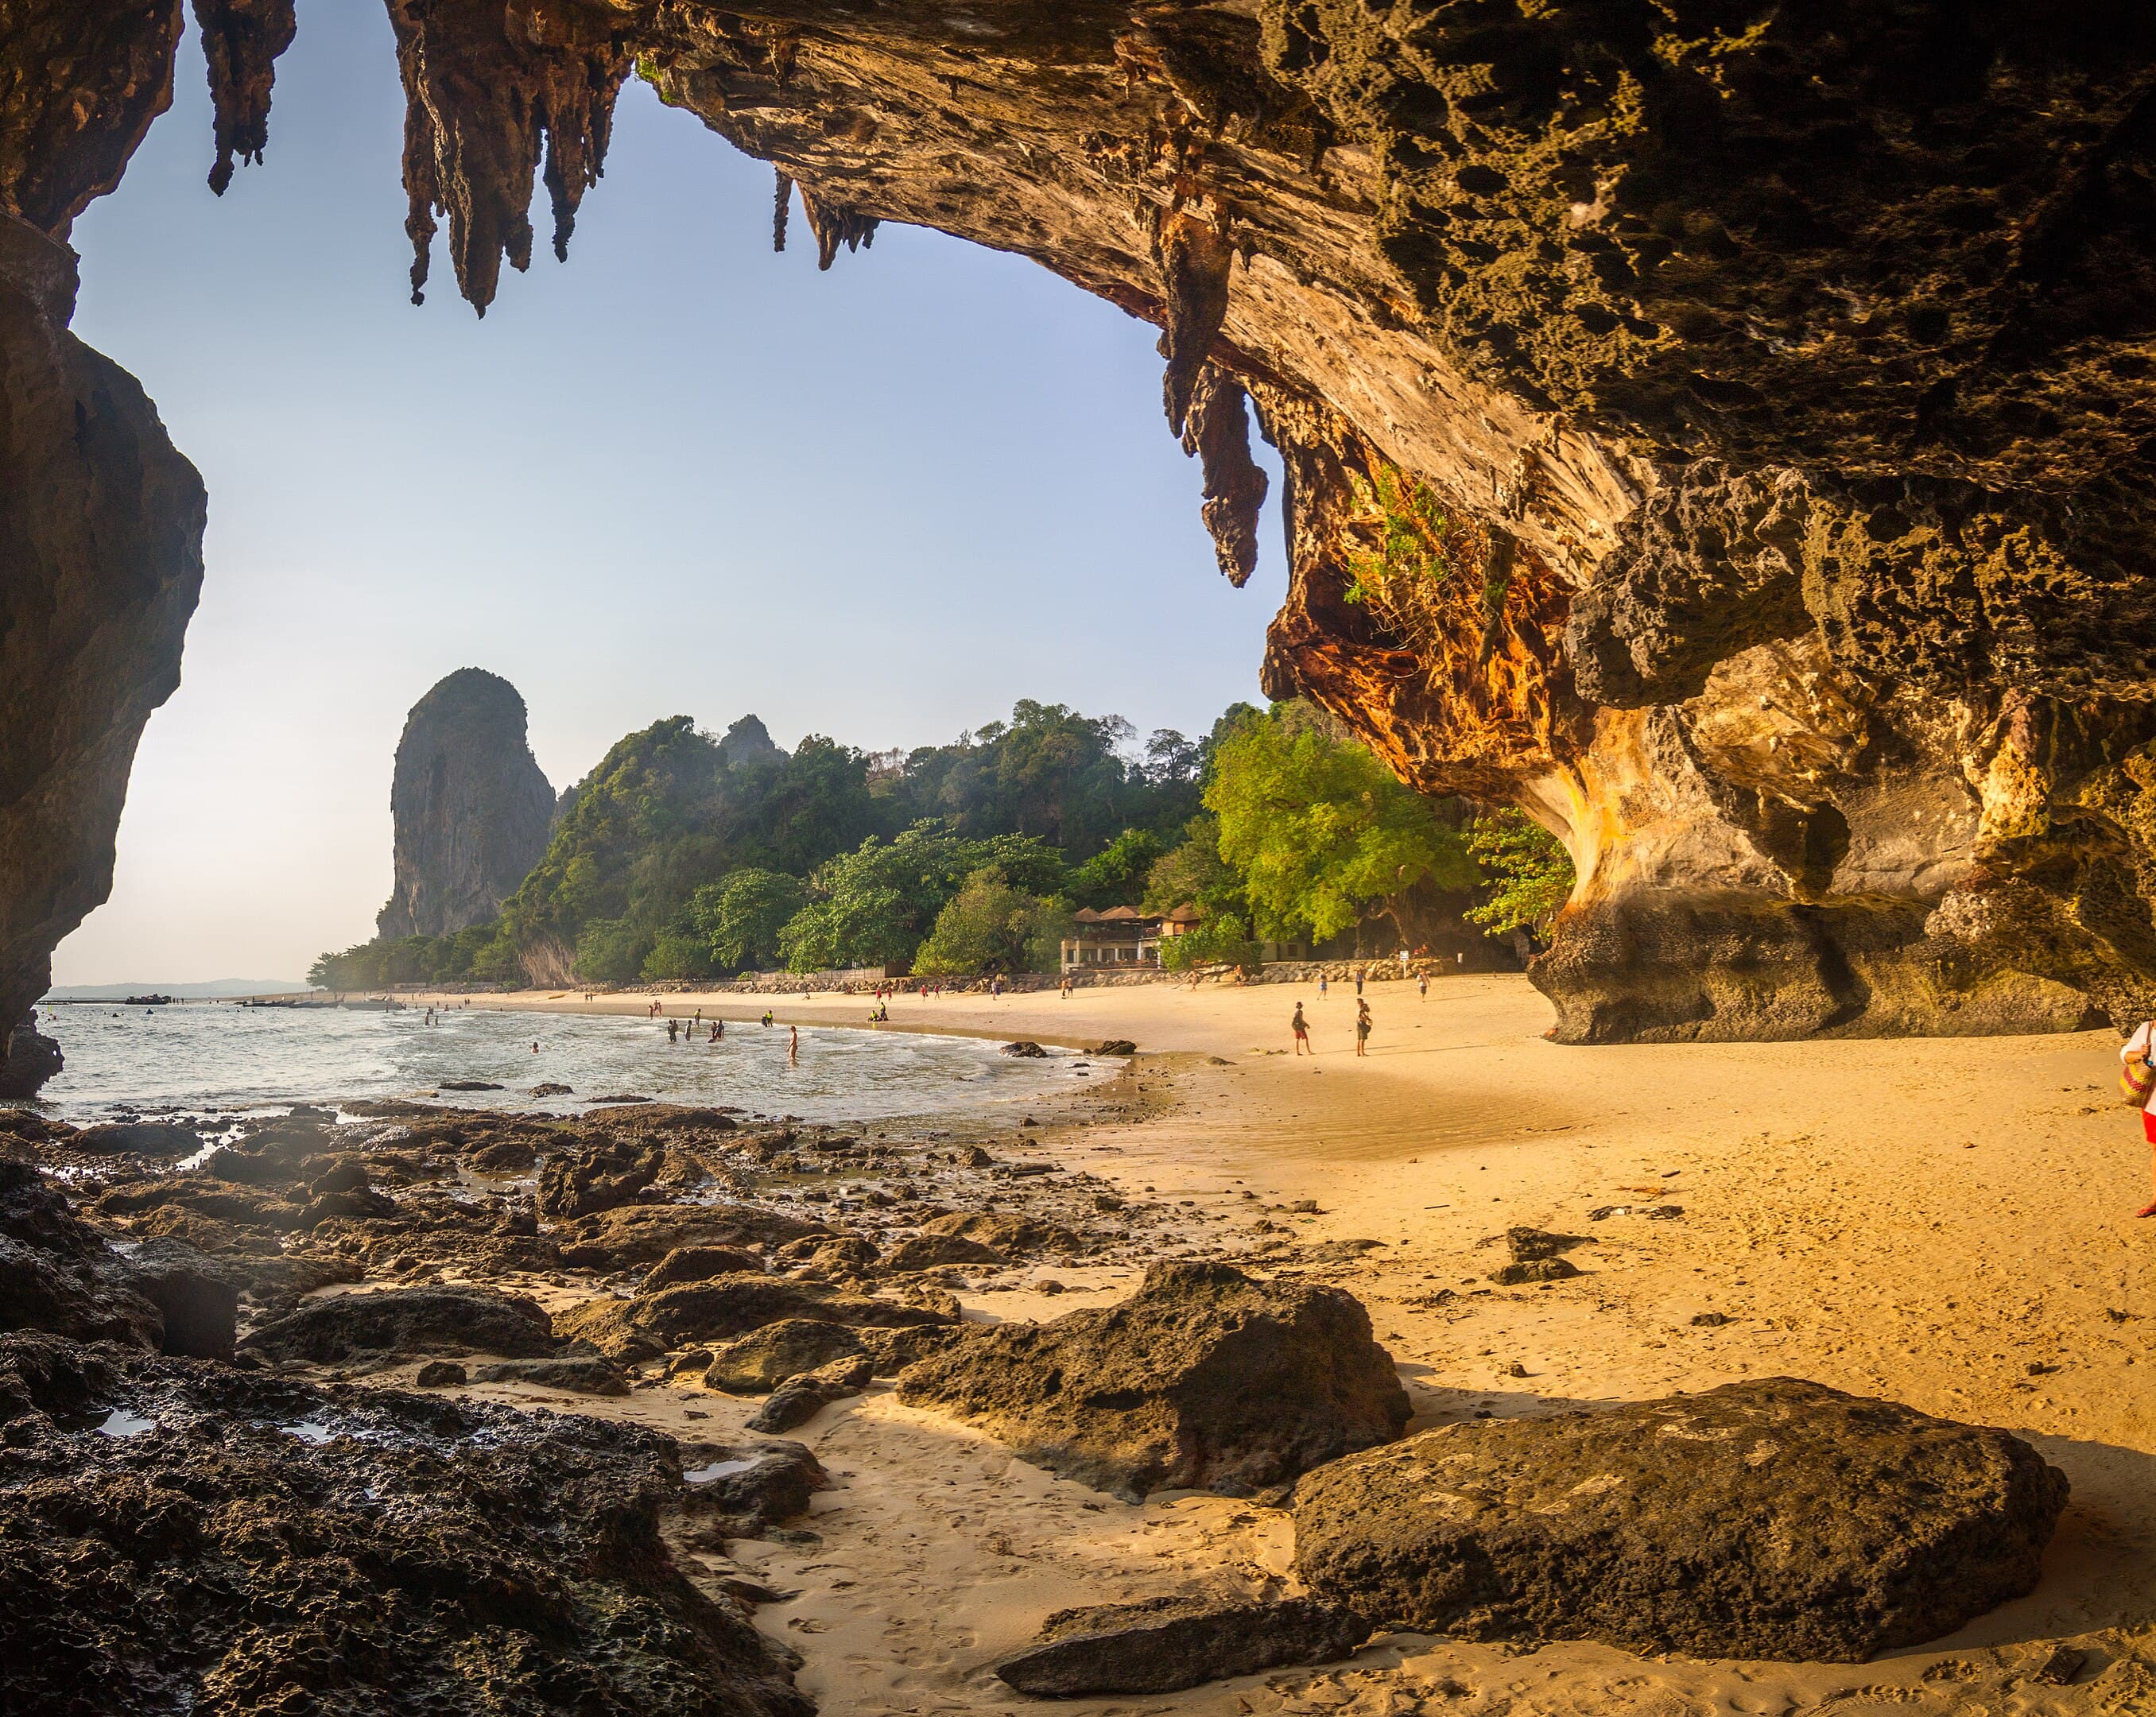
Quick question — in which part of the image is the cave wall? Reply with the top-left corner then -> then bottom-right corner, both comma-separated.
6,0 -> 2156,1049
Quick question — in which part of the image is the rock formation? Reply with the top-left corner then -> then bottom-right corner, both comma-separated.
896,1261 -> 1411,1499
8,6 -> 2156,1039
1292,1378 -> 2070,1663
375,667 -> 555,940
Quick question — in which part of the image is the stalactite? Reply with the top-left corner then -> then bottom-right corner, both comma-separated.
1180,365 -> 1268,587
1151,207 -> 1233,437
388,1 -> 630,314
191,0 -> 296,195
794,184 -> 878,269
773,169 -> 793,252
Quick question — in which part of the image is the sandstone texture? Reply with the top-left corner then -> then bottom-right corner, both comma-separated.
239,1285 -> 557,1363
1291,1378 -> 2069,1663
898,1262 -> 1410,1499
0,1333 -> 811,1716
374,667 -> 554,940
995,1595 -> 1369,1696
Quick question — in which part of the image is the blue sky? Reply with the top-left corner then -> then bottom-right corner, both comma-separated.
51,4 -> 1285,984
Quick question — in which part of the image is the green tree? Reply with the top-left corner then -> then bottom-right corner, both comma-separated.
913,869 -> 1068,975
778,824 -> 1066,971
1158,910 -> 1262,972
1464,809 -> 1575,935
690,869 -> 806,972
1205,700 -> 1475,946
573,917 -> 650,985
1067,827 -> 1165,909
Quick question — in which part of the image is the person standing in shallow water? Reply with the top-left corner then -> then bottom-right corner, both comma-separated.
666,1018 -> 678,1044
2120,1020 -> 2156,1216
1292,1002 -> 1312,1056
789,1024 -> 800,1065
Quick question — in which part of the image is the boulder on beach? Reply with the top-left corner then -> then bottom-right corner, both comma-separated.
73,1121 -> 200,1157
1291,1378 -> 2072,1662
536,1139 -> 664,1219
241,1285 -> 556,1364
560,1275 -> 948,1360
995,1595 -> 1369,1696
95,1176 -> 308,1232
468,1355 -> 628,1395
705,1318 -> 867,1395
0,1335 -> 811,1715
676,1437 -> 830,1542
555,1202 -> 827,1270
745,1356 -> 872,1432
0,1161 -> 160,1347
898,1262 -> 1410,1499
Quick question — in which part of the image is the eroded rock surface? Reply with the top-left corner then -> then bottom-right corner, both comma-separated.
898,1261 -> 1409,1499
1292,1378 -> 2069,1662
374,667 -> 555,940
0,1333 -> 811,1715
240,1284 -> 557,1363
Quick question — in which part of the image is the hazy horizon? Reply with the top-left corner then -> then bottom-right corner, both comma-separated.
49,7 -> 1286,987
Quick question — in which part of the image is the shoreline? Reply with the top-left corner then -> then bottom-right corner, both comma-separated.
27,973 -> 2156,1711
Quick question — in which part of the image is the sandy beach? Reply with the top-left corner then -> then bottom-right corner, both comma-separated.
382,972 -> 2156,1714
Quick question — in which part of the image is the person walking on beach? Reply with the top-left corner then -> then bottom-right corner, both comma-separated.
1417,971 -> 1429,1002
1355,998 -> 1372,1057
1292,1002 -> 1312,1056
1318,974 -> 1328,1000
1354,968 -> 1364,997
2121,1020 -> 2156,1216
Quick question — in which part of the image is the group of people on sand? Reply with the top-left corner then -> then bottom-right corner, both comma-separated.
1291,967 -> 1434,1056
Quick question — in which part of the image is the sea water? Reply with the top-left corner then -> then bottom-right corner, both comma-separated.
23,1002 -> 1072,1126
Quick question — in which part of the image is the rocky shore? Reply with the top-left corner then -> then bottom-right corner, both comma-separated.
0,1008 -> 2134,1715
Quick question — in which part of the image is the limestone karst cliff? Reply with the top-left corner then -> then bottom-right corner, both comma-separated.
6,2 -> 2156,1041
376,669 -> 555,941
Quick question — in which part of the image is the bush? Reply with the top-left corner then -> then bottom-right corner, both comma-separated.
1158,911 -> 1261,972
573,917 -> 650,985
1464,809 -> 1575,935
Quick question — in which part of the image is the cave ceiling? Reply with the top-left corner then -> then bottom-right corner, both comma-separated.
8,1 -> 2156,1044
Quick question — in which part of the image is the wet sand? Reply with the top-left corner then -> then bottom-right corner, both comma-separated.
410,974 -> 2156,1714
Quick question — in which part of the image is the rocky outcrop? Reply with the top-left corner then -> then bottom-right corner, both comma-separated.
375,668 -> 554,940
897,1262 -> 1410,1500
1291,1378 -> 2069,1663
0,1020 -> 60,1099
0,1161 -> 161,1347
239,1284 -> 557,1363
0,1333 -> 812,1716
10,6 -> 2156,1038
0,211 -> 204,1083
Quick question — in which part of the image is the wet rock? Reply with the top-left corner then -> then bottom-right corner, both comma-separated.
537,1138 -> 663,1219
469,1355 -> 628,1395
705,1319 -> 867,1395
677,1437 -> 829,1541
123,1237 -> 239,1360
779,1235 -> 880,1280
995,1595 -> 1370,1696
1292,1378 -> 2070,1661
436,1079 -> 503,1091
242,1285 -> 556,1364
467,1134 -> 538,1172
1095,1040 -> 1138,1056
745,1356 -> 872,1432
898,1262 -> 1410,1500
555,1202 -> 826,1270
74,1121 -> 200,1157
0,1333 -> 810,1715
640,1244 -> 768,1293
560,1275 -> 946,1360
0,1025 -> 62,1100
1002,1041 -> 1049,1057
529,1081 -> 572,1097
0,1161 -> 159,1347
414,1359 -> 466,1387
883,1232 -> 1006,1272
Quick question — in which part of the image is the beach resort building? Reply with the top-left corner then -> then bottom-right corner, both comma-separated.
1060,905 -> 1183,971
